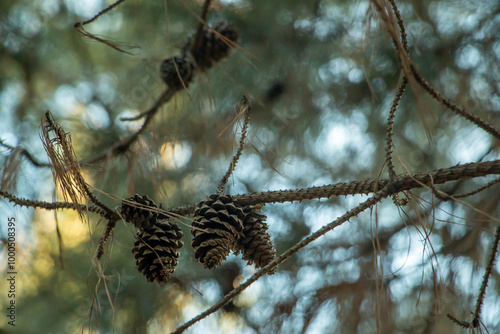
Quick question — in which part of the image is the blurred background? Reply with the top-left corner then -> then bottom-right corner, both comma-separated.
1,0 -> 500,333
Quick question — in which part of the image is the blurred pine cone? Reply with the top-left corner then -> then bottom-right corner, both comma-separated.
191,194 -> 245,269
132,220 -> 184,284
120,194 -> 158,230
182,22 -> 238,72
160,55 -> 194,90
236,206 -> 277,274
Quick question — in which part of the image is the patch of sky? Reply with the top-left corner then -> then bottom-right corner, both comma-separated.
8,5 -> 42,38
83,102 -> 110,130
447,125 -> 491,163
304,300 -> 338,334
309,107 -> 374,171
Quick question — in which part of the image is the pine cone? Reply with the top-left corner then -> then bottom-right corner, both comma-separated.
191,194 -> 245,269
121,194 -> 158,230
236,207 -> 277,274
160,55 -> 194,90
182,23 -> 238,71
132,220 -> 184,284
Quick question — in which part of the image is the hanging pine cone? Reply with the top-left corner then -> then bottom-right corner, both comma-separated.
182,22 -> 239,72
236,206 -> 277,274
160,55 -> 194,90
191,194 -> 245,269
121,194 -> 158,230
132,220 -> 184,284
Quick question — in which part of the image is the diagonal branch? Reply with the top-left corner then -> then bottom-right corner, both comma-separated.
216,96 -> 252,194
472,225 -> 500,327
74,0 -> 126,28
192,0 -> 213,56
171,186 -> 391,333
374,0 -> 500,141
0,140 -> 50,168
82,89 -> 173,165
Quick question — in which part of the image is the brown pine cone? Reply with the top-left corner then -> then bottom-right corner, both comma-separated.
236,207 -> 277,274
120,194 -> 158,230
182,22 -> 238,72
132,220 -> 184,284
191,194 -> 245,269
160,55 -> 194,90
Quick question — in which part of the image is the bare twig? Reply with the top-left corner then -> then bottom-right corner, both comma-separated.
447,313 -> 471,329
375,0 -> 500,141
385,75 -> 408,180
409,65 -> 500,141
216,96 -> 252,194
192,0 -> 213,57
171,186 -> 391,333
83,89 -> 174,164
0,140 -> 50,168
454,177 -> 500,199
96,218 -> 118,260
74,0 -> 126,28
473,225 -> 500,327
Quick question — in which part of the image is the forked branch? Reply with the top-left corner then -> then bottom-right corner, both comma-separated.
171,186 -> 391,333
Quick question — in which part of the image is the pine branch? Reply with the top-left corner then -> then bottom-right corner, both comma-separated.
0,190 -> 108,216
473,225 -> 500,327
171,186 -> 391,333
165,159 -> 500,216
373,0 -> 500,141
216,96 -> 252,194
385,75 -> 407,180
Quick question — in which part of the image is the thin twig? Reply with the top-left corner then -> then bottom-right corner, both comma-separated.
388,0 -> 409,54
74,0 -> 126,27
376,0 -> 500,141
83,89 -> 174,164
0,190 -> 108,216
473,225 -> 500,327
385,75 -> 408,180
409,64 -> 500,141
454,177 -> 500,199
0,140 -> 50,168
171,186 -> 391,333
192,0 -> 213,56
216,96 -> 252,194
447,314 -> 471,329
96,218 -> 118,260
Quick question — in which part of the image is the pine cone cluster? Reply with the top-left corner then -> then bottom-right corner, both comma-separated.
120,194 -> 158,230
183,22 -> 238,71
160,55 -> 195,90
191,194 -> 245,269
132,220 -> 184,284
237,207 -> 277,274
